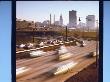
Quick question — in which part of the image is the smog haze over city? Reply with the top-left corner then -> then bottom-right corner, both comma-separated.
16,1 -> 99,26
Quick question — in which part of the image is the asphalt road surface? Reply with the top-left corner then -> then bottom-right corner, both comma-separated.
16,41 -> 97,82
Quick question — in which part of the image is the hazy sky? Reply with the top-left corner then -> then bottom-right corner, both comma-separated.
17,1 -> 99,25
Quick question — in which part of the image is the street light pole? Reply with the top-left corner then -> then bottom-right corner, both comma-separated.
32,28 -> 34,43
66,26 -> 68,41
79,17 -> 81,38
83,26 -> 84,39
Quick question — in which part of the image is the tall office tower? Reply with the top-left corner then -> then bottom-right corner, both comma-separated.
86,15 -> 95,30
54,14 -> 55,25
50,14 -> 51,26
69,10 -> 77,28
59,14 -> 63,26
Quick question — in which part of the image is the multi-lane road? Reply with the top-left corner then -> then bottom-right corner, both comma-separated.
16,41 -> 97,82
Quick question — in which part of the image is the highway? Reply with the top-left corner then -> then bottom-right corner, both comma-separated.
16,41 -> 97,82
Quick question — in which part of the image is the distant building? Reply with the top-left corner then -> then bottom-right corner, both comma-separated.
55,21 -> 60,26
78,22 -> 86,28
59,14 -> 63,26
16,18 -> 21,21
50,14 -> 51,25
16,19 -> 35,29
43,20 -> 49,24
69,10 -> 77,28
28,21 -> 35,28
35,22 -> 43,27
86,15 -> 95,29
54,14 -> 55,25
42,20 -> 49,27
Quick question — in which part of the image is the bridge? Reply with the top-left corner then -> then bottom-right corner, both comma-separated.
16,27 -> 97,44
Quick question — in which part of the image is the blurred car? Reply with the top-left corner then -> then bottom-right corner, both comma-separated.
19,44 -> 26,48
30,50 -> 46,57
80,41 -> 86,47
58,45 -> 72,60
58,45 -> 68,54
58,52 -> 72,61
50,61 -> 78,75
16,67 -> 31,78
87,51 -> 97,57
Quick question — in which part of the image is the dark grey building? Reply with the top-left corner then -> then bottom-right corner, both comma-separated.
86,15 -> 95,29
69,10 -> 77,28
59,14 -> 63,26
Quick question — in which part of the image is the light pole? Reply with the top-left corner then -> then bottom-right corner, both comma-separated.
82,26 -> 84,39
66,26 -> 68,41
79,17 -> 81,38
32,21 -> 35,43
86,17 -> 89,32
32,28 -> 34,43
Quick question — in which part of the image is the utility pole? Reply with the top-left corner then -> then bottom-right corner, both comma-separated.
82,26 -> 84,39
79,17 -> 81,38
66,26 -> 68,41
32,21 -> 35,43
32,28 -> 34,43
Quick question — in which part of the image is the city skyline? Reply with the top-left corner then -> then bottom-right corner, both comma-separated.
16,1 -> 99,25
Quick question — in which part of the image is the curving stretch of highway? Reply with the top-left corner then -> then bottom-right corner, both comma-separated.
16,41 -> 97,82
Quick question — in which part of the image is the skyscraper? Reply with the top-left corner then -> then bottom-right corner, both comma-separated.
69,10 -> 77,28
50,14 -> 51,25
54,14 -> 55,25
59,14 -> 63,26
86,15 -> 95,29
